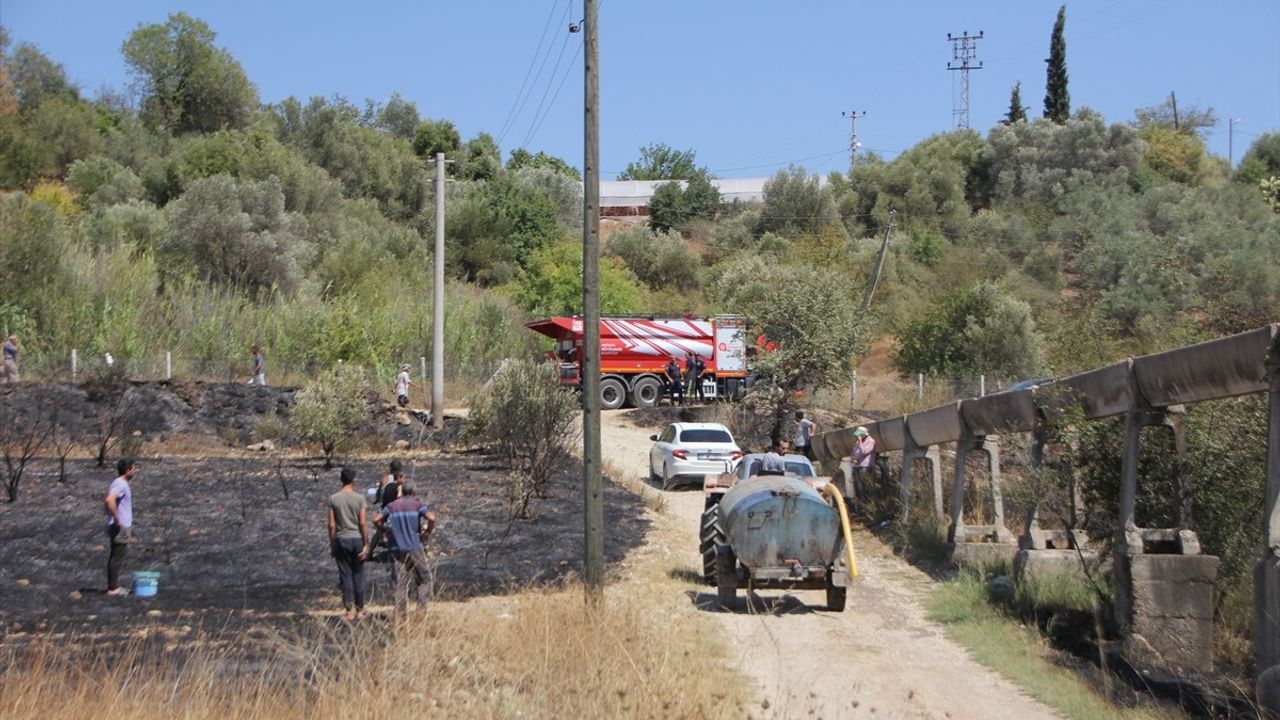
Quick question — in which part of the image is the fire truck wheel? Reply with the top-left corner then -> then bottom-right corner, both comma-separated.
600,377 -> 626,410
630,376 -> 662,408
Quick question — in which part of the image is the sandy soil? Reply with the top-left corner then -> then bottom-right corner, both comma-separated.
601,408 -> 1060,720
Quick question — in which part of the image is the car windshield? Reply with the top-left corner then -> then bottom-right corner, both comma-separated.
743,458 -> 814,477
786,462 -> 814,476
680,429 -> 732,443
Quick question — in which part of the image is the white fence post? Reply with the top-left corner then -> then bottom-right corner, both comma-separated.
980,374 -> 986,397
71,349 -> 77,382
850,369 -> 858,409
421,356 -> 428,407
918,373 -> 924,401
165,351 -> 172,381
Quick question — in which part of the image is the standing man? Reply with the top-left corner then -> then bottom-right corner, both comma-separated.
792,410 -> 817,460
686,352 -> 707,403
664,355 -> 684,406
2,334 -> 18,383
394,364 -> 413,407
849,426 -> 878,506
369,481 -> 436,615
250,345 -> 266,386
103,458 -> 138,597
327,467 -> 368,621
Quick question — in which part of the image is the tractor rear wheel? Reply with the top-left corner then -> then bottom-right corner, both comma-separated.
699,504 -> 723,584
716,544 -> 738,609
825,572 -> 847,612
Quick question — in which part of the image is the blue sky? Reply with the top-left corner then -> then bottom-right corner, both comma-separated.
4,1 -> 1278,179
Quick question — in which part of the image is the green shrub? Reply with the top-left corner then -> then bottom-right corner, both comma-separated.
464,359 -> 579,519
288,367 -> 374,468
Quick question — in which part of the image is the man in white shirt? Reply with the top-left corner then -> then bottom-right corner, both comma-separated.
103,458 -> 138,597
394,364 -> 413,407
792,411 -> 817,460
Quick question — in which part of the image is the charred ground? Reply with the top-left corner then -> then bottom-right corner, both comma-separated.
0,382 -> 649,655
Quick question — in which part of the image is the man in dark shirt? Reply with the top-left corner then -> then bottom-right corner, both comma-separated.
688,352 -> 707,403
664,356 -> 684,406
369,481 -> 436,614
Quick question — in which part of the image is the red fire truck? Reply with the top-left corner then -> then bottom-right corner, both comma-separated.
526,315 -> 750,409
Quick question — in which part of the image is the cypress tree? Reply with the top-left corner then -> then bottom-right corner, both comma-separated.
1043,5 -> 1070,123
1004,82 -> 1027,124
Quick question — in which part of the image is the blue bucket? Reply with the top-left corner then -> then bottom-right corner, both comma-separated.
132,571 -> 160,598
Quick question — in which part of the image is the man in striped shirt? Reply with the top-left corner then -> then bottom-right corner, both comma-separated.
369,480 -> 436,614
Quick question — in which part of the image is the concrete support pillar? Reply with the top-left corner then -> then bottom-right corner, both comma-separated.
1021,428 -> 1047,547
948,427 -> 972,544
1115,402 -> 1220,674
899,440 -> 944,523
1258,353 -> 1280,712
949,428 -> 1012,541
925,445 -> 943,522
983,436 -> 1007,535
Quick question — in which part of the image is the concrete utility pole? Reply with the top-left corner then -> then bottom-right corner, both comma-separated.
1229,117 -> 1241,168
582,0 -> 604,601
947,30 -> 983,130
432,152 -> 449,431
842,110 -> 866,169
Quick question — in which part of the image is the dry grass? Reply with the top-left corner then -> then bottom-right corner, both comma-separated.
0,582 -> 748,719
604,459 -> 667,514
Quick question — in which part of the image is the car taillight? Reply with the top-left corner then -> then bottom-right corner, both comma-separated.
672,449 -> 688,460
730,451 -> 743,460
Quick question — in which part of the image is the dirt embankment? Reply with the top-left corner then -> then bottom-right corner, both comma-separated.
600,408 -> 1060,720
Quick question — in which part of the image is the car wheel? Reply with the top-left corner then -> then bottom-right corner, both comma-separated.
661,463 -> 673,491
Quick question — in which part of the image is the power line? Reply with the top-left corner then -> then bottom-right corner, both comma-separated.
495,0 -> 566,146
525,41 -> 584,146
519,3 -> 577,149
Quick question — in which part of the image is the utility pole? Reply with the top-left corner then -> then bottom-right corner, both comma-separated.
431,152 -> 451,431
1230,117 -> 1241,168
860,210 -> 896,315
582,0 -> 604,602
947,31 -> 983,130
842,110 -> 867,170
1169,91 -> 1180,131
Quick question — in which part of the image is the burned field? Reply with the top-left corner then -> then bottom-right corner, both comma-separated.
0,451 -> 649,652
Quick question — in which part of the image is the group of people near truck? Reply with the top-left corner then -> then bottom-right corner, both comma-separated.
100,457 -> 436,621
663,352 -> 707,405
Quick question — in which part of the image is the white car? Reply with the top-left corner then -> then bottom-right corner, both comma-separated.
649,422 -> 743,490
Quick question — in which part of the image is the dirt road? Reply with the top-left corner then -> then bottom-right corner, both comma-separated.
601,409 -> 1059,720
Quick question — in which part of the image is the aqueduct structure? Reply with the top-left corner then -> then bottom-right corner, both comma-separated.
813,323 -> 1280,711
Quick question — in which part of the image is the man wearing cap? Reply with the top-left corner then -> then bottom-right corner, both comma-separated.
368,480 -> 436,614
394,364 -> 413,407
849,426 -> 877,505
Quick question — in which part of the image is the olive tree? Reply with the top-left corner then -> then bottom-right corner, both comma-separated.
288,367 -> 373,469
464,359 -> 579,519
893,282 -> 1046,378
123,13 -> 258,133
164,174 -> 312,294
711,256 -> 859,440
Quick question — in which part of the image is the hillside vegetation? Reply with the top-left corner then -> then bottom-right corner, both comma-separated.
2,15 -> 1278,384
